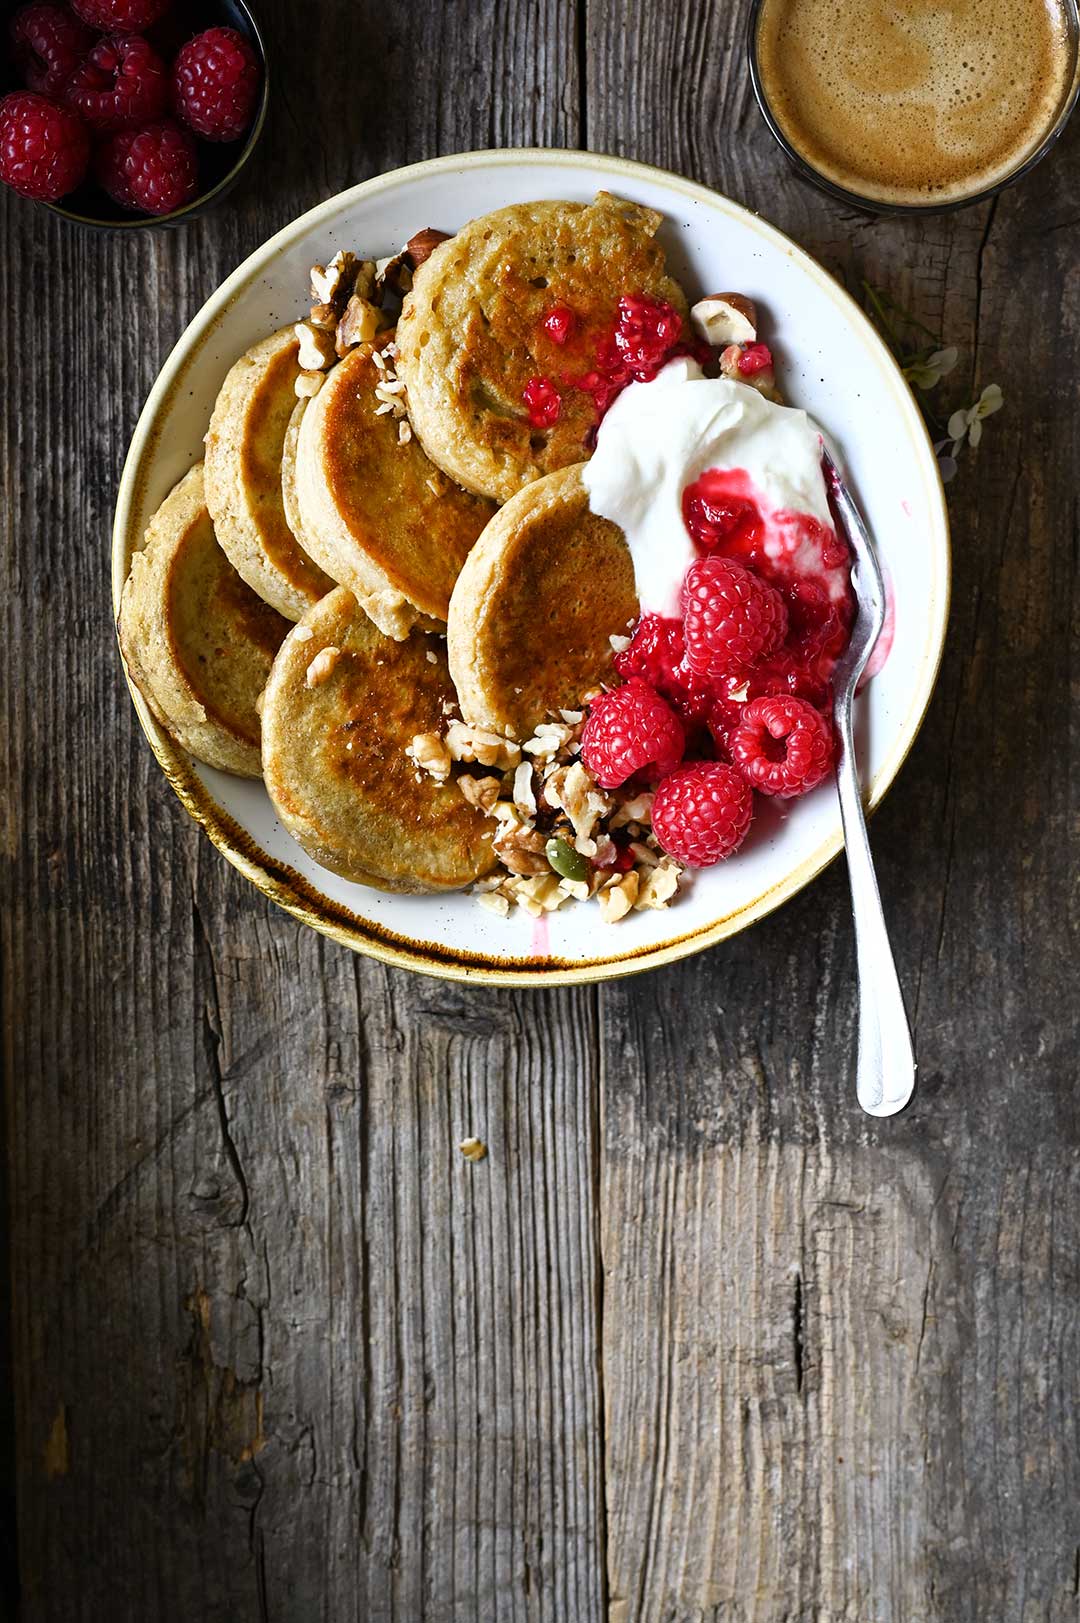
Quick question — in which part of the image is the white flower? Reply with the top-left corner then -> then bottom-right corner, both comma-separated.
946,383 -> 1005,459
905,346 -> 958,390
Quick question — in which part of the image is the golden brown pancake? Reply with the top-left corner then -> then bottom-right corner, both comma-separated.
204,326 -> 335,621
396,194 -> 689,504
447,464 -> 638,740
261,587 -> 497,892
118,464 -> 289,777
293,342 -> 495,639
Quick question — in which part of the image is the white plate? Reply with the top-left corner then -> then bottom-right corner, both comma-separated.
113,149 -> 950,985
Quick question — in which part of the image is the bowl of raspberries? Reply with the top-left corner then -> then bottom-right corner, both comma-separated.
1,0 -> 266,224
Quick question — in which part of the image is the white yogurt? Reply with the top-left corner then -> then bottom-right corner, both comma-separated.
582,360 -> 834,618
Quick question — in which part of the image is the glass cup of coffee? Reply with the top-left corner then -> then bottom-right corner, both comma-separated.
748,0 -> 1080,212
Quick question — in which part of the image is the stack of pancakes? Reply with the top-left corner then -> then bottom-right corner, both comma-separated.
119,194 -> 685,894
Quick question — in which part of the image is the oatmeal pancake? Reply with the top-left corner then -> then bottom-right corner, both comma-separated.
261,587 -> 497,892
204,326 -> 334,621
447,464 -> 638,741
293,342 -> 495,639
118,463 -> 289,777
396,194 -> 689,504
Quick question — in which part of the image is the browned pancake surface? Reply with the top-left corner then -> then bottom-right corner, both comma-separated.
447,464 -> 638,739
262,588 -> 497,892
314,344 -> 494,620
119,463 -> 289,777
397,195 -> 689,503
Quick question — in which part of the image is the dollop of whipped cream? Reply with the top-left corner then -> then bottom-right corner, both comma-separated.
581,358 -> 833,618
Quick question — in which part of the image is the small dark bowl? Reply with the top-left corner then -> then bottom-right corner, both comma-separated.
1,0 -> 268,228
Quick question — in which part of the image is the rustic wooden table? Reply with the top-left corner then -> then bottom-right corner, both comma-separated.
3,1 -> 1079,1618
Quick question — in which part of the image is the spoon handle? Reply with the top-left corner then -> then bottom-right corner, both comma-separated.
834,694 -> 917,1116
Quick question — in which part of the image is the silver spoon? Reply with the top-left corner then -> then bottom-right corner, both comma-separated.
822,449 -> 917,1117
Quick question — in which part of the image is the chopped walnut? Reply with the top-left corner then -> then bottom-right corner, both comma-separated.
336,294 -> 383,355
406,731 -> 452,782
635,859 -> 681,910
597,870 -> 639,922
445,721 -> 521,770
309,250 -> 357,307
513,761 -> 537,817
295,320 -> 336,372
492,825 -> 549,876
294,371 -> 323,399
609,792 -> 654,829
458,774 -> 501,813
459,1136 -> 488,1161
478,893 -> 510,917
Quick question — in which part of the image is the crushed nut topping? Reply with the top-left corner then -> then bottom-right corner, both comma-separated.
305,646 -> 341,688
295,320 -> 336,372
405,732 -> 452,782
405,705 -> 684,922
459,1136 -> 488,1161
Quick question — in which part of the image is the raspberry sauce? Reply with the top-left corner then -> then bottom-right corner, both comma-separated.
522,374 -> 562,428
615,463 -> 853,748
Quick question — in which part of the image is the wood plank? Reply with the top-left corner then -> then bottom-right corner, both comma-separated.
1,2 -> 606,1618
588,2 -> 1080,1617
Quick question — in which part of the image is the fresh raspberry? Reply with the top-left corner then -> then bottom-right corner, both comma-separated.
95,118 -> 197,214
581,678 -> 686,789
9,4 -> 93,98
613,615 -> 714,728
682,555 -> 788,678
64,34 -> 168,132
730,695 -> 834,799
737,342 -> 773,376
70,0 -> 170,28
652,762 -> 754,866
172,25 -> 260,142
0,91 -> 89,200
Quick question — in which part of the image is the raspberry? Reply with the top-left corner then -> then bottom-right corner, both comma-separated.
581,678 -> 685,789
0,91 -> 89,200
542,305 -> 575,344
652,762 -> 753,867
730,695 -> 834,799
737,342 -> 773,376
682,555 -> 788,678
522,374 -> 561,428
95,118 -> 197,214
65,34 -> 168,132
70,0 -> 170,27
9,4 -> 93,98
172,26 -> 260,143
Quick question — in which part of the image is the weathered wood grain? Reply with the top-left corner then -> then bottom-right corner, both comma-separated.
1,3 -> 605,1620
4,0 -> 1080,1618
590,2 -> 1080,1618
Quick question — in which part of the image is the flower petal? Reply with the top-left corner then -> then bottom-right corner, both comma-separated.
947,409 -> 969,441
977,383 -> 1005,417
968,417 -> 983,448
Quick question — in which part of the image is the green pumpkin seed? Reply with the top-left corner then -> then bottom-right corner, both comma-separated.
546,836 -> 589,884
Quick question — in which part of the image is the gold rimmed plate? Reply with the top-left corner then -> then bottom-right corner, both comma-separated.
113,149 -> 950,985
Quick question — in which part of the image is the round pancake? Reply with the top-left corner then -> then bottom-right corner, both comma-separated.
205,326 -> 335,621
447,464 -> 638,740
261,587 -> 497,892
118,464 -> 289,777
293,343 -> 495,638
396,194 -> 689,504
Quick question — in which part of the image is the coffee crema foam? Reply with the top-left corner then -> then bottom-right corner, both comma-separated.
756,0 -> 1074,205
